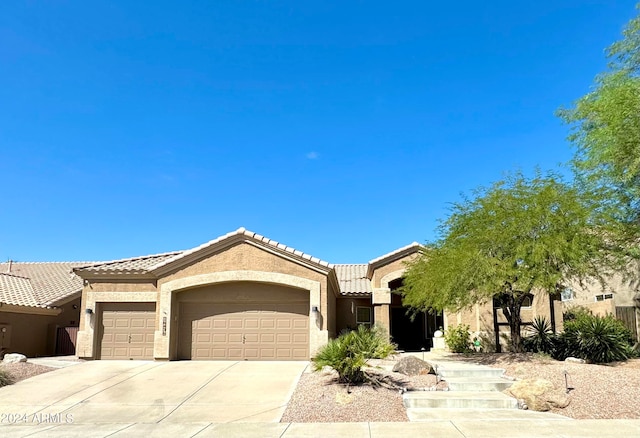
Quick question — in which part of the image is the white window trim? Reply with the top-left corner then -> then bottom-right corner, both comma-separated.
595,293 -> 614,302
560,288 -> 574,302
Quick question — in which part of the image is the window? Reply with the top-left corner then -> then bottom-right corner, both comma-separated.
356,307 -> 372,327
595,293 -> 614,302
560,288 -> 574,302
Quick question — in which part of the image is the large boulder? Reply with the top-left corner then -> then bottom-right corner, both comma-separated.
392,356 -> 433,376
3,353 -> 27,364
506,378 -> 570,411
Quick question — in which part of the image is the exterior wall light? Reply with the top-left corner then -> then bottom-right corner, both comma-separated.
85,308 -> 93,315
311,306 -> 319,313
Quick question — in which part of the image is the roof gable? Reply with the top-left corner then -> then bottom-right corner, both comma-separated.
366,242 -> 423,279
150,227 -> 334,276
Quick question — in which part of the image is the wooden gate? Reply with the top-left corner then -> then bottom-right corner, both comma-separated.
615,307 -> 638,342
55,326 -> 78,356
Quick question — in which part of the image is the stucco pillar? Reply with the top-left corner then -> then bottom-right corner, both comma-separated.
372,287 -> 391,338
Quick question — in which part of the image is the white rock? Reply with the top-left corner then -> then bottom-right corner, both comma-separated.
3,353 -> 27,363
565,357 -> 586,364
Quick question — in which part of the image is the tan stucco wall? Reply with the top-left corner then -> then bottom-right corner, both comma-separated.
336,297 -> 372,333
566,272 -> 639,308
370,255 -> 417,289
0,297 -> 81,357
76,280 -> 160,359
445,291 -> 564,352
326,280 -> 338,339
157,242 -> 331,357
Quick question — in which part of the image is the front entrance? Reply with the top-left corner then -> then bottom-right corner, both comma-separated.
389,278 -> 444,352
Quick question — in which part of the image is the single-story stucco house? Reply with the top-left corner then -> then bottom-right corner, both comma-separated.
0,261 -> 85,357
2,227 -> 638,359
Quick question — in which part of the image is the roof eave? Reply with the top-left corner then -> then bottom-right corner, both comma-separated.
0,303 -> 62,316
366,243 -> 423,279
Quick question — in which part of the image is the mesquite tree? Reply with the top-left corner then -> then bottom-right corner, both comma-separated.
402,172 -> 631,352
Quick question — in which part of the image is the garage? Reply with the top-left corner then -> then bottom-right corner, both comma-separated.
177,282 -> 310,360
98,302 -> 156,360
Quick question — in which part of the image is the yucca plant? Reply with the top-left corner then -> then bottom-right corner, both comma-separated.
312,325 -> 396,384
523,316 -> 556,354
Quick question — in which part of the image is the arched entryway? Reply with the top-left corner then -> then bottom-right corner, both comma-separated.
389,278 -> 443,351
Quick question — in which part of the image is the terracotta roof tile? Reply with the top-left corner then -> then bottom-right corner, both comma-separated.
149,227 -> 333,272
74,251 -> 183,274
334,264 -> 372,295
0,262 -> 88,307
368,242 -> 422,265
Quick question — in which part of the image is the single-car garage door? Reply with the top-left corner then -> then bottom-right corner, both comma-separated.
179,300 -> 309,361
99,302 -> 156,360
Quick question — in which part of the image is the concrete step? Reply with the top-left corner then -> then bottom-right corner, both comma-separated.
436,367 -> 505,379
403,391 -> 518,409
406,407 -> 570,421
445,377 -> 514,392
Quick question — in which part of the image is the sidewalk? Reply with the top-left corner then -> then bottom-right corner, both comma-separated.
2,419 -> 639,437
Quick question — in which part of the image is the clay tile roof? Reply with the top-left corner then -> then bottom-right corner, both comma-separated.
74,251 -> 183,274
334,264 -> 372,295
367,242 -> 423,266
149,227 -> 334,272
0,262 -> 88,307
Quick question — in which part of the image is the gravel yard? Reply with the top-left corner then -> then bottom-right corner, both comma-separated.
0,362 -> 55,384
454,353 -> 640,420
282,353 -> 640,422
281,361 -> 445,423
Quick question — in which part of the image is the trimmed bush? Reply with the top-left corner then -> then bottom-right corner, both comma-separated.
523,316 -> 556,355
312,325 -> 396,384
555,313 -> 634,363
444,324 -> 472,353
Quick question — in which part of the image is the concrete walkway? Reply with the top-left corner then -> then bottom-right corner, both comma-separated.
1,420 -> 639,437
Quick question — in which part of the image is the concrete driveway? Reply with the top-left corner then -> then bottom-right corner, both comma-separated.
0,360 -> 308,426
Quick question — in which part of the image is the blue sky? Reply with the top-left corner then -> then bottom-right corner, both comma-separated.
1,1 -> 638,263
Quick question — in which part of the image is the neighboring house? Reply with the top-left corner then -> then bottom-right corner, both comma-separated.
561,271 -> 640,342
0,262 -> 85,357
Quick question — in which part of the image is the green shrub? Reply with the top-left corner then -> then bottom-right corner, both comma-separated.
0,369 -> 14,387
555,313 -> 634,363
444,324 -> 472,353
563,306 -> 592,322
523,316 -> 557,355
312,325 -> 396,384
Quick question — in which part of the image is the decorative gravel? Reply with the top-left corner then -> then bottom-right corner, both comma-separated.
0,362 -> 56,384
281,364 -> 443,423
283,354 -> 640,422
447,353 -> 640,419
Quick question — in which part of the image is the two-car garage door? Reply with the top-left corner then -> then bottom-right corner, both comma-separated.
178,302 -> 309,360
177,282 -> 310,360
